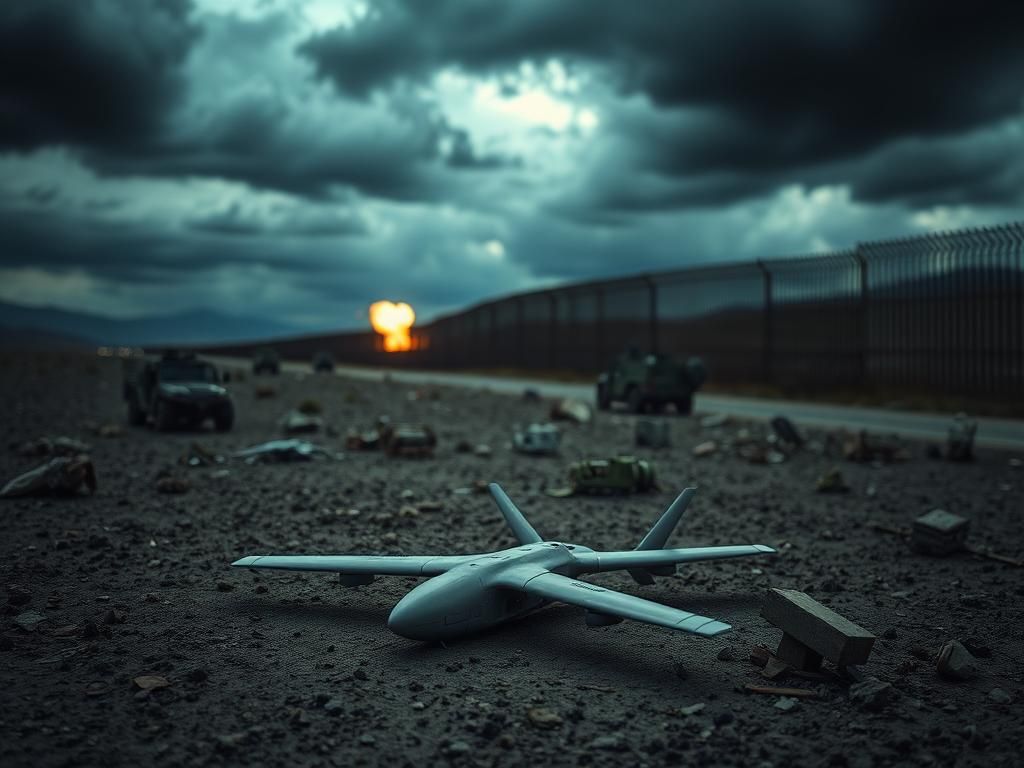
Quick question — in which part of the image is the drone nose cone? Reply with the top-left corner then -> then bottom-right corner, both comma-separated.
387,595 -> 435,640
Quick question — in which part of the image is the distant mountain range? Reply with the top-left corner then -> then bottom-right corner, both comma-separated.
0,301 -> 301,347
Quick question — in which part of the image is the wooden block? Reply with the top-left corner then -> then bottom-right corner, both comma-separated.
776,633 -> 823,671
911,509 -> 969,556
761,588 -> 875,667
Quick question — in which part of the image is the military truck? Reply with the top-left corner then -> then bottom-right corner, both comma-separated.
252,347 -> 281,375
567,456 -> 656,495
596,349 -> 707,414
124,351 -> 234,432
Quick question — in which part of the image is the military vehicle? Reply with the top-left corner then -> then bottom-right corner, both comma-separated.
567,456 -> 656,495
123,351 -> 234,432
596,349 -> 707,414
312,351 -> 335,373
252,347 -> 281,375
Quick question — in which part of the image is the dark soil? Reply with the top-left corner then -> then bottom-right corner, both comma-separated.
1,350 -> 1022,767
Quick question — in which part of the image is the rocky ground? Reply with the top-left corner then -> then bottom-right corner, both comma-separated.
1,349 -> 1022,768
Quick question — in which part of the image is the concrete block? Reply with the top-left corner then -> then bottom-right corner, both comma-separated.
911,509 -> 969,556
761,588 -> 875,667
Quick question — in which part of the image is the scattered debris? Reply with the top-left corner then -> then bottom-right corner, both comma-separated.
635,419 -> 670,448
344,429 -> 381,451
15,436 -> 92,457
155,473 -> 188,494
693,440 -> 718,458
526,707 -> 563,729
761,588 -> 876,672
1,455 -> 97,498
551,456 -> 656,496
743,684 -> 818,699
848,677 -> 898,710
773,696 -> 800,713
946,412 -> 976,462
279,409 -> 324,434
699,413 -> 729,429
843,430 -> 910,464
816,466 -> 849,494
381,424 -> 436,458
911,509 -> 969,556
549,398 -> 592,424
473,444 -> 492,458
179,442 -> 224,467
936,640 -> 977,681
133,675 -> 171,691
232,439 -> 339,463
14,610 -> 48,632
770,416 -> 804,448
678,702 -> 706,716
513,423 -> 561,455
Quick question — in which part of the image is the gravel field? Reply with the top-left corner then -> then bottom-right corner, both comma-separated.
1,350 -> 1022,768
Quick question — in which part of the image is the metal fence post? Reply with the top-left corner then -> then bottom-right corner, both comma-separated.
757,260 -> 773,385
854,247 -> 869,389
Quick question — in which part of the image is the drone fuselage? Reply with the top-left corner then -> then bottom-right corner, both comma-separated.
386,542 -> 588,640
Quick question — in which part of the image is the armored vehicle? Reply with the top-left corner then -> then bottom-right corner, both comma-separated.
312,351 -> 335,373
568,456 -> 656,495
596,349 -> 707,415
252,347 -> 281,375
124,351 -> 234,432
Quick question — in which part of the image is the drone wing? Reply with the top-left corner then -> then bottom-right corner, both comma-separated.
491,568 -> 731,636
231,554 -> 480,577
574,544 -> 775,574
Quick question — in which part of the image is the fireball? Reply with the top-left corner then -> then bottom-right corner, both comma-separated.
369,301 -> 415,352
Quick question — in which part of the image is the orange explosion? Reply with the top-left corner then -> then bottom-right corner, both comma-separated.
369,301 -> 416,352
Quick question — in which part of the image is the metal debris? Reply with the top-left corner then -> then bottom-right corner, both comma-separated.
1,456 -> 97,498
549,398 -> 591,424
513,423 -> 561,455
911,509 -> 969,556
232,439 -> 339,463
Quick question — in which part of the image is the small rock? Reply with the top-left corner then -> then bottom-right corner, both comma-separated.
13,610 -> 46,632
216,581 -> 234,592
588,733 -> 626,751
6,584 -> 32,607
155,475 -> 188,494
679,703 -> 705,716
716,646 -> 736,662
849,677 -> 898,711
693,441 -> 718,458
473,444 -> 492,458
133,675 -> 171,691
987,688 -> 1011,704
526,707 -> 563,729
816,466 -> 849,494
774,697 -> 799,713
936,640 -> 977,681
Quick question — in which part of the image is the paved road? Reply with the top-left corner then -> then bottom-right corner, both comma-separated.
215,357 -> 1024,451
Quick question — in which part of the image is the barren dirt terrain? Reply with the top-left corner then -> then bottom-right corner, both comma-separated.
1,349 -> 1022,768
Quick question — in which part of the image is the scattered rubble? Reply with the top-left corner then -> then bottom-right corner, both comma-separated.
911,509 -> 969,556
843,430 -> 910,464
381,424 -> 436,458
549,398 -> 591,424
848,677 -> 898,711
693,440 -> 717,457
815,466 -> 849,493
1,455 -> 97,498
936,640 -> 977,681
232,439 -> 339,463
279,409 -> 324,434
513,423 -> 560,455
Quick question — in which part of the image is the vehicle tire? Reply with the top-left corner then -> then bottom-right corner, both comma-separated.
596,382 -> 611,411
127,396 -> 146,426
214,402 -> 235,432
627,387 -> 644,414
154,400 -> 175,432
675,394 -> 694,416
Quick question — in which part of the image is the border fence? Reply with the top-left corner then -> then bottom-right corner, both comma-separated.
211,221 -> 1024,400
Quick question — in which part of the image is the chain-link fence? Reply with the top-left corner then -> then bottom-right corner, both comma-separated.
212,221 -> 1024,400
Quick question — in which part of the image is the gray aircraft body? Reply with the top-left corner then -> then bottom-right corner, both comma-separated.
232,484 -> 775,641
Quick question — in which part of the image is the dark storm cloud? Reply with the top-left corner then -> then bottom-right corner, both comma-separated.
0,0 -> 198,151
303,0 -> 1024,208
189,201 -> 368,238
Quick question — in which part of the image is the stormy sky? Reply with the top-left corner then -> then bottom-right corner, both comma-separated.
2,0 -> 1022,335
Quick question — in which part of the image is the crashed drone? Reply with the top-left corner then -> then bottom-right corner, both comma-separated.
232,484 -> 775,641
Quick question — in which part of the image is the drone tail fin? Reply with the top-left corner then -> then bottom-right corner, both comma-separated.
488,483 -> 543,544
628,487 -> 696,584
